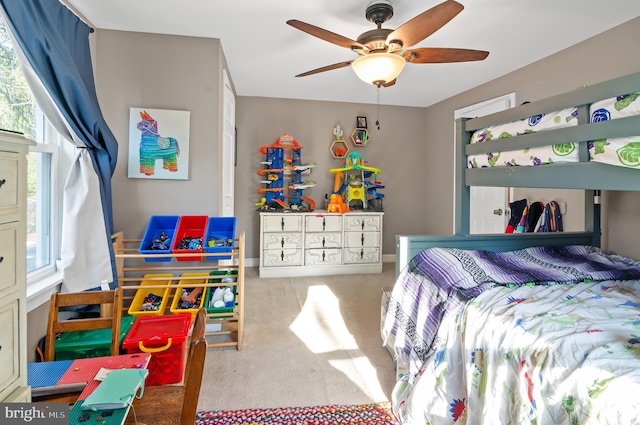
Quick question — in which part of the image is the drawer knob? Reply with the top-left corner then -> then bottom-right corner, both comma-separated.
0,256 -> 3,263
281,238 -> 285,248
322,250 -> 326,262
0,178 -> 5,188
281,217 -> 285,231
361,220 -> 365,230
360,248 -> 364,259
322,218 -> 326,231
322,237 -> 326,247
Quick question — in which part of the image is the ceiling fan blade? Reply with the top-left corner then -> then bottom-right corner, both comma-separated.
404,47 -> 489,63
295,60 -> 354,77
386,0 -> 464,48
287,20 -> 364,51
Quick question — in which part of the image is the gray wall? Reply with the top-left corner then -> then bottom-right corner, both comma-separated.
234,98 -> 429,258
422,17 -> 640,259
94,30 -> 227,239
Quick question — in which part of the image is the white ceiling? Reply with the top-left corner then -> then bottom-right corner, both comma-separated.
66,0 -> 640,108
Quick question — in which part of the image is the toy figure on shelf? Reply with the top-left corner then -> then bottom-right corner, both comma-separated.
330,124 -> 350,159
328,151 -> 384,212
256,134 -> 316,212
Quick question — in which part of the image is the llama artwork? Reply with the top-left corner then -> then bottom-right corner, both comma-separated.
128,107 -> 190,180
137,110 -> 180,175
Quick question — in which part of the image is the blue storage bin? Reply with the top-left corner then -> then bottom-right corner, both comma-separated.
139,215 -> 180,262
203,217 -> 236,260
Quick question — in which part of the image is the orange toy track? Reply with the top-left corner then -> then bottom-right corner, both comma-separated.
256,187 -> 285,193
300,196 -> 316,210
257,168 -> 284,176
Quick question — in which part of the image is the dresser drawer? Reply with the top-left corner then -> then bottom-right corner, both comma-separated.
0,300 -> 19,399
262,249 -> 303,267
305,214 -> 342,232
344,231 -> 381,248
344,215 -> 381,232
0,152 -> 19,214
343,247 -> 380,264
0,223 -> 17,295
262,232 -> 302,250
262,214 -> 302,232
305,232 -> 341,249
305,248 -> 342,265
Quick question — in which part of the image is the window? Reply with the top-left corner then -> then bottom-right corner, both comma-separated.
0,19 -> 61,287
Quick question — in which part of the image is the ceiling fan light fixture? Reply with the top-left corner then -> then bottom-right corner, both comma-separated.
352,53 -> 406,86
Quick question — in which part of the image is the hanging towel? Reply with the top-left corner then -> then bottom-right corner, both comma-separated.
527,201 -> 544,232
537,201 -> 563,232
505,198 -> 528,233
515,205 -> 529,233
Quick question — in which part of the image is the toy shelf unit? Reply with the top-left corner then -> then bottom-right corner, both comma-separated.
256,133 -> 317,212
259,210 -> 383,278
112,231 -> 245,350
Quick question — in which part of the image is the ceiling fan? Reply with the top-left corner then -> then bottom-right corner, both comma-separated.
287,0 -> 489,87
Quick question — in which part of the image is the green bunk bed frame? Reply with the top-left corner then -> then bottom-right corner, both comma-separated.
396,71 -> 640,275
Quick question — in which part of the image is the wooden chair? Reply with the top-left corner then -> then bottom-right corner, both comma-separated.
125,308 -> 208,425
44,287 -> 122,362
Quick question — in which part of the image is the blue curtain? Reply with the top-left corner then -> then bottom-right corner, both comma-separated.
0,0 -> 119,287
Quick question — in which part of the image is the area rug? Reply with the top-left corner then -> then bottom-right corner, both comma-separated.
195,402 -> 400,425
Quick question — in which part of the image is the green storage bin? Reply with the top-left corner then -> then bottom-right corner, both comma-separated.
54,316 -> 136,360
205,270 -> 237,317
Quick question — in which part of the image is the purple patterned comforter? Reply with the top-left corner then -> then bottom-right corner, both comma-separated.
382,245 -> 640,380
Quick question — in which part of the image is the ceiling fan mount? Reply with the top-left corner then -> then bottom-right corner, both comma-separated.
365,1 -> 394,27
286,0 -> 489,86
355,29 -> 395,53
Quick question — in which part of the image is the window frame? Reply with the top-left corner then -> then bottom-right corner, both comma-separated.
26,117 -> 64,311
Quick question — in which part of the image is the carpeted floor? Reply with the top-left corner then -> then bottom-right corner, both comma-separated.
195,403 -> 400,425
198,264 -> 397,411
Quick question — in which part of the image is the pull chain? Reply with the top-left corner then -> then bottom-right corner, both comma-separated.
375,86 -> 381,130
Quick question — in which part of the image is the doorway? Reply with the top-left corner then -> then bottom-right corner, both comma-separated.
454,93 -> 515,234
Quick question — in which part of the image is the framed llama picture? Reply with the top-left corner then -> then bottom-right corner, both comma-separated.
128,107 -> 191,180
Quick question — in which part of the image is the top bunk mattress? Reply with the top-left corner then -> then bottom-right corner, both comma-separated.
468,106 -> 579,168
589,93 -> 640,168
467,92 -> 640,170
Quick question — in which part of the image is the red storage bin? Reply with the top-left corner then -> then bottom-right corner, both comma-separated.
121,314 -> 191,386
171,215 -> 208,261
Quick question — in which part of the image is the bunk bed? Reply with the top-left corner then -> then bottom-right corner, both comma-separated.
384,71 -> 640,424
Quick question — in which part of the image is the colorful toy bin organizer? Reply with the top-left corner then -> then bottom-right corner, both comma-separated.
139,215 -> 180,262
171,215 -> 208,261
170,272 -> 209,319
121,314 -> 191,386
204,216 -> 236,260
127,273 -> 174,316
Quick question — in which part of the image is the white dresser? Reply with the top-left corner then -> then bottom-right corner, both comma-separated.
0,131 -> 33,402
259,211 -> 383,277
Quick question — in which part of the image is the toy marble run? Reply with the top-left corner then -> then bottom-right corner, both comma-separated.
328,151 -> 384,213
256,134 -> 317,211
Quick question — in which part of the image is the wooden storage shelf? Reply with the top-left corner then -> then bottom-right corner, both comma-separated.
112,231 -> 245,350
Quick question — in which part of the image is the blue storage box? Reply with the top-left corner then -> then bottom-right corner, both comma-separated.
203,217 -> 236,260
139,215 -> 180,262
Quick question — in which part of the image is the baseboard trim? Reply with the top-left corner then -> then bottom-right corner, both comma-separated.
244,254 -> 396,269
